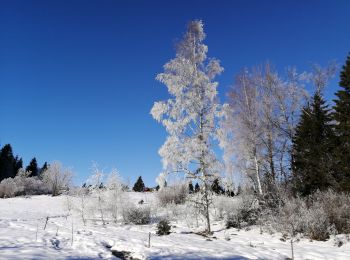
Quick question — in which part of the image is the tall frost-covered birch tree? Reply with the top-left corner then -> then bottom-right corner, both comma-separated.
219,69 -> 263,195
151,20 -> 223,233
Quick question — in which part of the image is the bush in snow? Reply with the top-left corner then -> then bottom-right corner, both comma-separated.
305,204 -> 330,241
0,169 -> 50,198
212,195 -> 236,220
270,196 -> 309,238
162,202 -> 188,222
20,175 -> 51,196
0,177 -> 18,198
270,190 -> 350,241
157,183 -> 188,206
226,194 -> 260,229
156,219 -> 171,235
123,205 -> 151,225
309,190 -> 350,235
271,195 -> 330,241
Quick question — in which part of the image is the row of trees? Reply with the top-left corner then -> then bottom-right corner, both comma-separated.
0,158 -> 72,198
223,59 -> 350,197
0,144 -> 48,182
151,20 -> 350,233
222,56 -> 350,197
292,55 -> 350,195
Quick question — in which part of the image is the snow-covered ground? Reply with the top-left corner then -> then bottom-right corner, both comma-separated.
0,193 -> 349,260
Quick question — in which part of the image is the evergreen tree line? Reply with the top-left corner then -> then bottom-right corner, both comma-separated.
132,175 -> 232,197
291,53 -> 350,196
188,179 -> 235,196
0,144 -> 48,182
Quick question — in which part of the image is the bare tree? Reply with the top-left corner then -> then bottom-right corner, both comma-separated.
220,69 -> 263,195
77,185 -> 89,226
220,63 -> 308,194
42,161 -> 72,196
271,67 -> 308,183
106,168 -> 123,223
87,163 -> 106,225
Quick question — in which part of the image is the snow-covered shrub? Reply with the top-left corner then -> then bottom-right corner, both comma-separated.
123,205 -> 151,225
182,202 -> 202,228
20,177 -> 50,195
0,178 -> 19,198
213,195 -> 236,220
260,190 -> 285,211
334,234 -> 350,247
305,203 -> 330,240
163,202 -> 187,221
226,195 -> 260,229
226,214 -> 240,229
0,174 -> 50,198
156,219 -> 171,235
270,191 -> 348,241
157,183 -> 188,206
270,196 -> 308,237
309,190 -> 350,234
272,196 -> 329,240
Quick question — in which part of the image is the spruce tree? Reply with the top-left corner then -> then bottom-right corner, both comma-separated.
333,53 -> 350,192
13,156 -> 23,176
194,182 -> 200,193
211,178 -> 224,194
26,157 -> 39,177
39,162 -> 48,177
292,92 -> 335,196
0,144 -> 16,181
188,182 -> 194,193
132,176 -> 145,192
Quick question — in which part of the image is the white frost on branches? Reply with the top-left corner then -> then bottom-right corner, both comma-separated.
42,161 -> 72,196
151,20 -> 223,233
218,64 -> 310,194
150,20 -> 223,178
156,172 -> 167,190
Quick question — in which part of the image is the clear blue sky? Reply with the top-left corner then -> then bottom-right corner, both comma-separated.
0,0 -> 349,186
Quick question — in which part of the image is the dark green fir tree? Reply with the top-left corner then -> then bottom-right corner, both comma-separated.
13,156 -> 23,176
333,53 -> 350,192
211,178 -> 224,194
194,182 -> 200,193
26,157 -> 39,177
188,182 -> 194,193
132,176 -> 145,192
292,92 -> 336,196
0,144 -> 16,181
39,162 -> 48,177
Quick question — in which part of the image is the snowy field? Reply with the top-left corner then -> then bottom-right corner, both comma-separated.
0,193 -> 349,260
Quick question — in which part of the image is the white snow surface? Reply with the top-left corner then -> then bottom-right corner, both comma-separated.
0,193 -> 349,260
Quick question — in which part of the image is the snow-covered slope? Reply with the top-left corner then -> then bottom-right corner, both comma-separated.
0,194 -> 349,259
